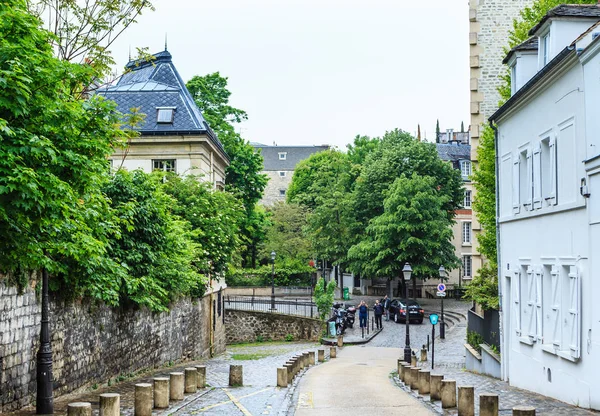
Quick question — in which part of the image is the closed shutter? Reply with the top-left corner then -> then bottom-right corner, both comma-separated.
535,269 -> 543,341
567,266 -> 580,359
525,148 -> 533,210
533,144 -> 542,209
550,266 -> 561,347
513,156 -> 520,214
526,266 -> 536,338
549,135 -> 557,204
514,270 -> 522,336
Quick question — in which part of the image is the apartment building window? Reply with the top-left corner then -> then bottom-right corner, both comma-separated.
278,152 -> 287,160
279,171 -> 286,177
462,255 -> 472,278
152,159 -> 176,173
511,64 -> 517,95
279,189 -> 286,196
460,160 -> 472,180
464,190 -> 472,208
462,222 -> 472,245
541,136 -> 557,204
519,148 -> 533,210
542,33 -> 550,66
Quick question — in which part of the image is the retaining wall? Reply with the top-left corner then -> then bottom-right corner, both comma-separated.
0,280 -> 226,413
225,310 -> 322,344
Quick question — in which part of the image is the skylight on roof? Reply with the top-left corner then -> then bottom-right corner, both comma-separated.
157,107 -> 175,123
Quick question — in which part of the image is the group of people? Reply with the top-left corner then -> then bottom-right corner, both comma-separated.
357,295 -> 391,331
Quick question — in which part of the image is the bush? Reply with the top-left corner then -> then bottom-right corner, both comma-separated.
226,258 -> 314,287
467,330 -> 485,353
285,334 -> 294,342
314,277 -> 336,321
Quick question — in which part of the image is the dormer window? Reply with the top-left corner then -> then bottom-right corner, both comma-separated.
278,152 -> 287,160
542,32 -> 550,65
511,63 -> 517,95
460,160 -> 472,180
157,107 -> 175,123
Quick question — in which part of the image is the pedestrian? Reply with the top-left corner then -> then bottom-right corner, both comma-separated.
358,300 -> 368,329
383,295 -> 391,321
373,300 -> 384,330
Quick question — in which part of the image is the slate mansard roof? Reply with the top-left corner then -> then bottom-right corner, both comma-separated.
98,51 -> 227,158
529,4 -> 600,35
436,143 -> 471,163
252,144 -> 330,170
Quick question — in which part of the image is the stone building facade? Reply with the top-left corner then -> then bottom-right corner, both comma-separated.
252,144 -> 330,206
0,280 -> 226,412
468,0 -> 533,273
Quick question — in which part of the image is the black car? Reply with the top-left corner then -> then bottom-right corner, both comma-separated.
388,299 -> 425,324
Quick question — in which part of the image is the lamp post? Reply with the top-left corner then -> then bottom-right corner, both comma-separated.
402,263 -> 412,363
438,265 -> 446,339
37,267 -> 54,414
271,251 -> 276,310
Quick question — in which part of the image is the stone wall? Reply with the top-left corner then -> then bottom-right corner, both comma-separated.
0,280 -> 226,413
224,310 -> 322,344
260,170 -> 293,206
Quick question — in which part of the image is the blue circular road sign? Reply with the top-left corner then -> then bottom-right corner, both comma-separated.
437,283 -> 446,292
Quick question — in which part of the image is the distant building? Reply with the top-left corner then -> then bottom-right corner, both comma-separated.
436,135 -> 475,288
98,50 -> 229,189
252,144 -> 330,206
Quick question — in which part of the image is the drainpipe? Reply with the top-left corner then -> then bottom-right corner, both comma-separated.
490,121 -> 505,381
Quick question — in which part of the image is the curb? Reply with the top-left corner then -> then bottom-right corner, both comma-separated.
321,328 -> 383,345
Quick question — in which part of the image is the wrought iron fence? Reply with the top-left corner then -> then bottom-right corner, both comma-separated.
224,295 -> 318,319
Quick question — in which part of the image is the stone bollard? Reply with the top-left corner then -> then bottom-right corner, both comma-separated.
99,393 -> 120,416
330,346 -> 337,358
418,370 -> 431,395
430,374 -> 444,401
411,355 -> 417,367
458,386 -> 475,416
185,368 -> 198,393
284,363 -> 294,384
195,365 -> 206,389
229,365 -> 243,386
303,352 -> 310,367
421,347 -> 428,362
277,367 -> 288,387
409,367 -> 420,390
170,372 -> 185,401
318,349 -> 325,362
513,406 -> 536,416
441,380 -> 457,408
337,335 -> 343,347
401,364 -> 411,383
479,393 -> 499,416
289,358 -> 298,376
309,351 -> 316,365
398,359 -> 404,378
153,378 -> 169,409
134,383 -> 153,416
68,402 -> 92,416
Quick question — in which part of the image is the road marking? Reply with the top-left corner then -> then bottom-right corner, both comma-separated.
191,387 -> 272,414
224,389 -> 253,416
296,392 -> 313,409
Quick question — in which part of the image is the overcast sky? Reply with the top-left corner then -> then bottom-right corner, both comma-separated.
110,0 -> 470,149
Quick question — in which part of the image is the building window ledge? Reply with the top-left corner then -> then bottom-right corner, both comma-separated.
557,350 -> 580,363
541,343 -> 558,355
462,243 -> 472,247
519,336 -> 534,346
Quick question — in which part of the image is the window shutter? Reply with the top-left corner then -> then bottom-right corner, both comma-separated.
550,266 -> 561,347
549,135 -> 557,204
535,269 -> 543,341
513,156 -> 520,214
533,144 -> 542,209
568,266 -> 580,359
514,270 -> 522,336
526,267 -> 536,339
525,148 -> 533,209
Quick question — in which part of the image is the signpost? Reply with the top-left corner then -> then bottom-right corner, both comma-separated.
437,283 -> 446,339
429,313 -> 439,369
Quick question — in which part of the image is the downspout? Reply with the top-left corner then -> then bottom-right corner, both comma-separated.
490,121 -> 505,381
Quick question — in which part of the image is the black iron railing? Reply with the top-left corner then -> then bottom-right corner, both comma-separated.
224,295 -> 318,318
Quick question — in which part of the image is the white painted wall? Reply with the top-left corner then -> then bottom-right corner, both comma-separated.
513,52 -> 538,92
496,44 -> 600,408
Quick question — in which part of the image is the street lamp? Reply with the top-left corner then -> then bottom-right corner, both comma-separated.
402,262 -> 412,363
37,267 -> 54,414
438,265 -> 446,339
271,251 -> 276,310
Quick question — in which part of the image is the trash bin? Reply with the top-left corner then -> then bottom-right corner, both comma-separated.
328,321 -> 336,337
343,287 -> 350,300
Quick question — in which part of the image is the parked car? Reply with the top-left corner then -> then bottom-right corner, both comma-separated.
387,299 -> 424,324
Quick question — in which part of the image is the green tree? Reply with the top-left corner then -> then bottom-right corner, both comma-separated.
461,121 -> 465,133
259,202 -> 312,262
347,173 -> 459,294
314,277 -> 337,321
0,0 -> 129,279
346,135 -> 380,165
435,119 -> 440,143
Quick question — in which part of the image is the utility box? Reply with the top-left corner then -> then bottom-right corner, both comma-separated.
328,321 -> 336,337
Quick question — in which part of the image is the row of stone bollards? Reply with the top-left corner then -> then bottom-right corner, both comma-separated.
277,347 -> 336,387
65,364 -> 249,416
397,360 -> 537,416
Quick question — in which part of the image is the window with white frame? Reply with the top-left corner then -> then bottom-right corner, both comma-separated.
152,159 -> 176,172
462,255 -> 472,278
541,136 -> 557,204
462,222 -> 472,244
542,33 -> 550,66
511,64 -> 517,95
464,190 -> 472,208
279,171 -> 286,177
278,152 -> 287,160
460,160 -> 472,180
519,148 -> 533,210
156,107 -> 175,123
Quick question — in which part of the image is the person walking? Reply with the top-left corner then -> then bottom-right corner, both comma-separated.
373,300 -> 384,330
358,300 -> 368,330
383,295 -> 391,321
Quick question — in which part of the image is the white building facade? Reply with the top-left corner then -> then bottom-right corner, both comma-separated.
492,5 -> 600,409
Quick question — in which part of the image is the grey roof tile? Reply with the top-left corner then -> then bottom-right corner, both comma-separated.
253,145 -> 330,170
503,37 -> 539,64
529,4 -> 600,35
436,143 -> 471,162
